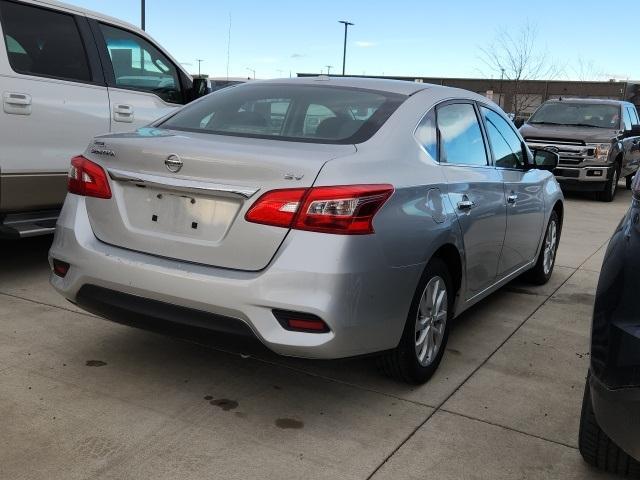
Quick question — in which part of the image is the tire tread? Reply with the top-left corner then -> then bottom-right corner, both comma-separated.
579,380 -> 640,478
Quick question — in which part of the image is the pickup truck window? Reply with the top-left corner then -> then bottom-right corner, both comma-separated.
623,108 -> 633,130
529,102 -> 620,129
0,0 -> 91,82
99,24 -> 183,104
625,106 -> 639,127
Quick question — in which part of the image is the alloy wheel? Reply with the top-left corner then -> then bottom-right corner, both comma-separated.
415,276 -> 448,367
543,220 -> 558,276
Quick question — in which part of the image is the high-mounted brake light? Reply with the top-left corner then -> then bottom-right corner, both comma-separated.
68,155 -> 112,199
245,184 -> 394,234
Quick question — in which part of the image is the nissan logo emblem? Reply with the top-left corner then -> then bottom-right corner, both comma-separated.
165,154 -> 183,173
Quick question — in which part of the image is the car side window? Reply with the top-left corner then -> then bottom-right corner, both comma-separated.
480,106 -> 524,169
622,107 -> 633,131
436,103 -> 487,166
415,109 -> 438,160
99,24 -> 182,104
0,0 -> 91,82
626,106 -> 639,126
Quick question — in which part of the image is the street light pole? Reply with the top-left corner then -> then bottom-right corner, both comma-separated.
196,59 -> 204,76
498,67 -> 505,108
326,65 -> 333,76
338,20 -> 354,76
246,67 -> 256,80
141,0 -> 145,30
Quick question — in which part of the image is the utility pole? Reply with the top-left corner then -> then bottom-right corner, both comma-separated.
325,65 -> 333,76
338,20 -> 354,76
498,67 -> 505,108
141,0 -> 145,30
196,59 -> 204,76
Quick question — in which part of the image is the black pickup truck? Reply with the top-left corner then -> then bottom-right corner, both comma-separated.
520,98 -> 640,202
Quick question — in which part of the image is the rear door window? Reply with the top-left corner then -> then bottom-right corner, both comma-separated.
436,103 -> 488,166
415,110 -> 438,160
0,0 -> 91,82
99,24 -> 183,104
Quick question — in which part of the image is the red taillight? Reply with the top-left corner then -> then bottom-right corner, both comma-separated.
68,155 -> 112,199
272,309 -> 330,333
244,188 -> 307,228
52,259 -> 70,278
245,184 -> 393,235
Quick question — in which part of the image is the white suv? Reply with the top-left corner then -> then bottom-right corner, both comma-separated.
0,0 -> 207,237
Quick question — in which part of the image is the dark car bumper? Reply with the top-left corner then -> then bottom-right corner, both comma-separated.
590,372 -> 640,460
557,178 -> 607,192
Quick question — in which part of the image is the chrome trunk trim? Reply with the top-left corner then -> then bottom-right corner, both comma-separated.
108,168 -> 260,199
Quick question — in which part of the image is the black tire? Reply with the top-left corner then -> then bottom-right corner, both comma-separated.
524,210 -> 560,285
598,165 -> 620,202
627,174 -> 635,190
579,376 -> 640,478
377,257 -> 453,384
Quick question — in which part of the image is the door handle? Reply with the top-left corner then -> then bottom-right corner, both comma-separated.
113,104 -> 134,123
507,192 -> 518,205
3,92 -> 32,115
457,199 -> 476,211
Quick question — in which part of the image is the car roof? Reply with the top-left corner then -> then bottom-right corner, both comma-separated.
544,98 -> 629,107
254,76 -> 434,96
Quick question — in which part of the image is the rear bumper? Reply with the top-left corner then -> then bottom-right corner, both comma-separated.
590,373 -> 640,461
49,195 -> 421,359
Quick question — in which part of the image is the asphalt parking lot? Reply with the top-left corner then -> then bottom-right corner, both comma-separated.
0,189 -> 632,480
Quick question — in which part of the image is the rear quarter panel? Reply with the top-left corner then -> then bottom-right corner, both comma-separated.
315,88 -> 465,270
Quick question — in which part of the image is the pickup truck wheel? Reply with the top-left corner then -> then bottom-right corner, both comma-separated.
579,375 -> 640,478
377,257 -> 452,384
524,211 -> 559,285
598,167 -> 619,202
627,175 -> 635,190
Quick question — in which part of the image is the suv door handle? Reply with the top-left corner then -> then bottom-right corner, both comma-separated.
113,104 -> 134,123
507,192 -> 518,205
457,199 -> 476,211
3,92 -> 32,115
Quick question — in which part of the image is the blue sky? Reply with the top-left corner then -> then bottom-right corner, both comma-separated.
69,0 -> 638,81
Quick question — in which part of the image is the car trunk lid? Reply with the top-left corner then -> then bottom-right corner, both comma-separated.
84,129 -> 356,270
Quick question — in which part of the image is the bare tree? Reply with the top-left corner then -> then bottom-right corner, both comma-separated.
479,22 -> 559,118
571,57 -> 605,82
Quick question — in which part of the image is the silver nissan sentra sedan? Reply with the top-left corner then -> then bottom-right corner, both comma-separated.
49,77 -> 563,384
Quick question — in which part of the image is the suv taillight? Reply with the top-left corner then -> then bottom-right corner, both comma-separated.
245,184 -> 393,234
68,155 -> 112,199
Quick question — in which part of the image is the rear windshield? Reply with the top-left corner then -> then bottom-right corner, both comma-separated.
529,102 -> 621,129
159,83 -> 407,144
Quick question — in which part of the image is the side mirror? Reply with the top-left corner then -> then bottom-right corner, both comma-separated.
531,148 -> 559,172
191,77 -> 210,100
514,118 -> 525,128
624,124 -> 640,138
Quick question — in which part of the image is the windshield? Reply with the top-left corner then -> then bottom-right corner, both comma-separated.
160,83 -> 407,144
529,102 -> 620,129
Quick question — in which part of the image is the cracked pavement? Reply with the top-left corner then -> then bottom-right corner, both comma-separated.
0,190 -> 630,480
